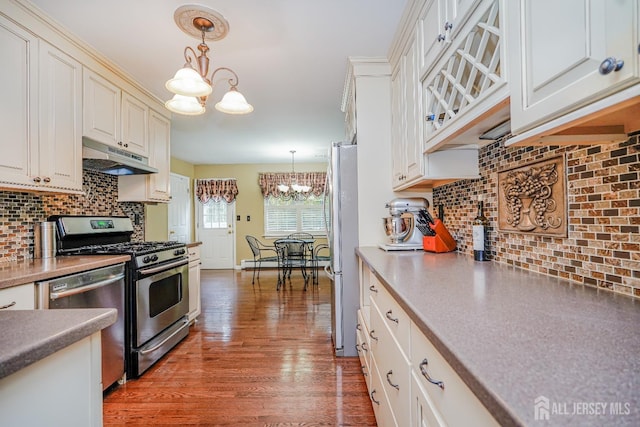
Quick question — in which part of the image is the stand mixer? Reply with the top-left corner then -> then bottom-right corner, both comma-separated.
381,198 -> 429,250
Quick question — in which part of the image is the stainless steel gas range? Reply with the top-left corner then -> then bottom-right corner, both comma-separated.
50,215 -> 190,379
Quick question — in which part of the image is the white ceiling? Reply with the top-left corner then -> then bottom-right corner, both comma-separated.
28,0 -> 408,164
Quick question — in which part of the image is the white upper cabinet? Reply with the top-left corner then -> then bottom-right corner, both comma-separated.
118,109 -> 171,203
83,69 -> 121,147
420,0 -> 479,75
0,15 -> 38,189
508,0 -> 640,136
0,15 -> 82,194
83,68 -> 150,156
38,42 -> 83,192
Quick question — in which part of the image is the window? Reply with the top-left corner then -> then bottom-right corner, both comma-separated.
201,201 -> 228,229
264,195 -> 324,236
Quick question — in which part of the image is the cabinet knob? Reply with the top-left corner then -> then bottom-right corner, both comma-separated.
33,177 -> 41,183
43,177 -> 51,183
124,143 -> 129,148
117,141 -> 123,146
444,21 -> 453,31
599,57 -> 624,75
437,33 -> 446,42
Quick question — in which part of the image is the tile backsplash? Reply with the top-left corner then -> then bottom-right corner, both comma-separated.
434,135 -> 639,298
0,170 -> 144,262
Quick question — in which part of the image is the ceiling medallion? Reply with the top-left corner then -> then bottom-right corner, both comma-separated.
174,5 -> 229,41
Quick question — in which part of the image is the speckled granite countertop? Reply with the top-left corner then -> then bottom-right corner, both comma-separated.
356,247 -> 640,426
0,255 -> 130,290
0,308 -> 117,379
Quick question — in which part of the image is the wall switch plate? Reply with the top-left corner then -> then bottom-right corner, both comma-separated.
236,215 -> 241,221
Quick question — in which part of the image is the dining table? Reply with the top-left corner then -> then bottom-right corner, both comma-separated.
273,238 -> 315,290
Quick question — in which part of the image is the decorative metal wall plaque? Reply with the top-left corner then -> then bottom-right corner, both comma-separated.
498,155 -> 567,237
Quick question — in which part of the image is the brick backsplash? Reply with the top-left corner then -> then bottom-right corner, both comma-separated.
433,136 -> 640,298
0,170 -> 144,262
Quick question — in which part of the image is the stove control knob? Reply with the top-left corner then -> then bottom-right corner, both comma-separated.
174,248 -> 186,256
143,256 -> 152,264
151,254 -> 159,262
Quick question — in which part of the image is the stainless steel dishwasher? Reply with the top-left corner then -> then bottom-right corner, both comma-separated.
37,263 -> 126,391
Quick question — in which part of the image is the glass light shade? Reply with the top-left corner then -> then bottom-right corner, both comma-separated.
214,88 -> 254,114
165,67 -> 213,97
291,183 -> 311,193
165,94 -> 206,116
277,183 -> 290,192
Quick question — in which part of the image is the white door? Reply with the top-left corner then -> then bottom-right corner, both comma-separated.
197,200 -> 235,269
168,173 -> 190,243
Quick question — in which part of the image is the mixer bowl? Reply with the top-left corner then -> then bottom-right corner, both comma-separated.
383,216 -> 413,244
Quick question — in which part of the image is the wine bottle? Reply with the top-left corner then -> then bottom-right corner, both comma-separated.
472,198 -> 489,261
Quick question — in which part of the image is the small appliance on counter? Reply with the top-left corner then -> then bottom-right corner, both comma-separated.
380,198 -> 429,251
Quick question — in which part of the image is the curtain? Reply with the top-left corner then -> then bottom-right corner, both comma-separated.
195,179 -> 239,203
258,172 -> 326,199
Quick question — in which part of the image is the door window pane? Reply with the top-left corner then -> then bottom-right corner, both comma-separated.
202,201 -> 228,229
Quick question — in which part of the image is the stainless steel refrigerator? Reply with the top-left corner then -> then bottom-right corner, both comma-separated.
324,142 -> 359,357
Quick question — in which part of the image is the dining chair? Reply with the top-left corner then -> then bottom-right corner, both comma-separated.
245,235 -> 279,285
311,243 -> 330,285
274,239 -> 310,291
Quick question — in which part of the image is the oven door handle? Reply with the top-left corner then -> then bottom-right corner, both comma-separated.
50,274 -> 125,300
138,259 -> 189,276
139,318 -> 189,355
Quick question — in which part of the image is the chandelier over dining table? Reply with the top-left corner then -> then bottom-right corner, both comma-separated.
278,150 -> 311,193
164,5 -> 253,116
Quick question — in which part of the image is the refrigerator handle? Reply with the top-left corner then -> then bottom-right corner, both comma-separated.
322,167 -> 330,238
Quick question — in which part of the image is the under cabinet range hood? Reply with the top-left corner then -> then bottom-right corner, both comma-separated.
82,138 -> 158,175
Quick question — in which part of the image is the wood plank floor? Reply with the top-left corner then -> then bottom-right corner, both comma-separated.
103,269 -> 376,426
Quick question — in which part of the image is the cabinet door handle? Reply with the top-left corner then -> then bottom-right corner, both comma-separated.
356,323 -> 362,331
386,370 -> 400,390
355,344 -> 361,353
599,57 -> 624,75
385,309 -> 399,324
370,389 -> 380,405
369,285 -> 378,293
361,342 -> 368,352
369,330 -> 379,341
0,301 -> 16,310
420,358 -> 445,390
361,365 -> 368,376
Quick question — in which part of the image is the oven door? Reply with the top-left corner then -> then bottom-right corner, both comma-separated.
135,258 -> 189,347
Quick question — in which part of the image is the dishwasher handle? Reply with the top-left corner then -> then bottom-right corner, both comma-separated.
50,273 -> 125,300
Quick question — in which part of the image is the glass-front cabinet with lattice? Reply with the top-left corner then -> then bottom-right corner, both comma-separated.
421,0 -> 507,153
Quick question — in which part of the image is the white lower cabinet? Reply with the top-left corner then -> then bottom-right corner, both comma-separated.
411,321 -> 499,426
0,283 -> 35,310
0,332 -> 103,427
358,260 -> 499,426
370,298 -> 411,427
187,245 -> 201,323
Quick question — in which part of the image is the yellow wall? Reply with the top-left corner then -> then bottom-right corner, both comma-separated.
194,162 -> 327,264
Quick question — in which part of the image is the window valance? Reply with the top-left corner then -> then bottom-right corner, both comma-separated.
195,179 -> 239,204
258,172 -> 326,199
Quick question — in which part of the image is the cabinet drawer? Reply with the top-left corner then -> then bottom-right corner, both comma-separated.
188,245 -> 200,261
411,371 -> 447,427
356,310 -> 371,390
369,281 -> 410,355
410,321 -> 498,426
0,283 -> 35,310
369,354 -> 398,427
370,300 -> 411,427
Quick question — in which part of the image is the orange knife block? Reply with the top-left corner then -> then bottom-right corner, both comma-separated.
422,219 -> 457,253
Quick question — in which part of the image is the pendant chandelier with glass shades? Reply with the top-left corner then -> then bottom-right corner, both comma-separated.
165,5 -> 253,116
278,150 -> 311,193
